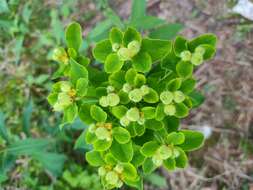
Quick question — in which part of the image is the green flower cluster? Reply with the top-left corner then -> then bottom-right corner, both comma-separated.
48,22 -> 217,189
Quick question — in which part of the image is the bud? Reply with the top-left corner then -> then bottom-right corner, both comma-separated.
60,81 -> 71,92
172,147 -> 180,158
164,104 -> 176,116
137,117 -> 145,125
129,89 -> 143,102
116,180 -> 123,188
173,91 -> 185,103
107,93 -> 120,107
180,50 -> 191,61
195,46 -> 205,55
127,40 -> 141,57
89,124 -> 97,133
98,167 -> 107,176
52,47 -> 68,64
120,116 -> 130,127
160,91 -> 173,105
117,47 -> 132,61
95,127 -> 111,141
105,171 -> 119,185
57,92 -> 72,107
159,145 -> 172,160
122,83 -> 132,93
114,164 -> 123,173
112,43 -> 120,52
107,86 -> 115,93
152,153 -> 163,166
140,85 -> 150,96
99,96 -> 109,107
126,107 -> 140,122
191,52 -> 203,66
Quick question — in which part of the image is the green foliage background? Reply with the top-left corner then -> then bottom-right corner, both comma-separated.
0,0 -> 183,189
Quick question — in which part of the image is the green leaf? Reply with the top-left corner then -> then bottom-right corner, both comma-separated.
93,39 -> 112,62
199,44 -> 216,60
32,152 -> 66,177
85,130 -> 97,144
188,33 -> 217,51
189,90 -> 205,108
110,140 -> 133,162
85,151 -> 104,167
130,0 -> 146,22
88,19 -> 112,42
63,104 -> 78,124
144,119 -> 164,131
161,50 -> 180,71
79,105 -> 94,125
125,68 -> 137,85
105,53 -> 124,73
109,27 -> 123,44
155,103 -> 165,121
5,138 -> 51,155
149,24 -> 184,40
123,27 -> 141,46
141,38 -> 172,61
142,158 -> 156,174
163,158 -> 176,171
140,141 -> 160,157
74,130 -> 91,150
167,78 -> 182,91
90,105 -> 107,122
111,105 -> 128,119
179,130 -> 205,151
0,111 -> 8,141
132,52 -> 152,72
144,173 -> 167,188
122,163 -> 137,180
174,36 -> 188,55
131,16 -> 166,30
22,100 -> 33,136
112,127 -> 131,144
180,78 -> 196,94
166,132 -> 185,145
143,88 -> 159,103
104,153 -> 117,165
141,107 -> 156,119
69,58 -> 88,85
109,71 -> 125,89
174,103 -> 189,118
176,61 -> 193,78
76,78 -> 88,97
175,148 -> 188,168
165,117 -> 180,133
124,177 -> 143,190
65,22 -> 82,52
132,148 -> 146,167
94,139 -> 112,151
104,8 -> 124,29
0,0 -> 9,14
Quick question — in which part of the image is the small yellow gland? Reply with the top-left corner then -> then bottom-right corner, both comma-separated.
112,43 -> 120,52
195,46 -> 206,55
160,91 -> 173,105
117,47 -> 132,61
95,127 -> 111,141
127,40 -> 141,57
191,52 -> 204,66
180,50 -> 192,62
126,107 -> 140,122
60,82 -> 71,92
173,91 -> 185,103
52,47 -> 69,64
164,104 -> 176,116
120,116 -> 130,127
129,89 -> 143,102
105,171 -> 119,185
68,89 -> 76,98
159,145 -> 172,160
114,164 -> 124,173
107,93 -> 120,107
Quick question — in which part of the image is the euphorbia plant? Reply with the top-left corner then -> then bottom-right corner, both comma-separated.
48,22 -> 217,189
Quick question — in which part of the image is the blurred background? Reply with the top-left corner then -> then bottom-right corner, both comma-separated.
0,0 -> 253,189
